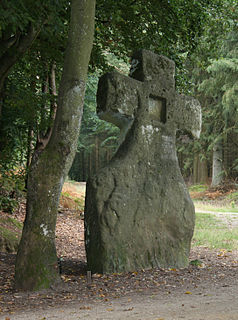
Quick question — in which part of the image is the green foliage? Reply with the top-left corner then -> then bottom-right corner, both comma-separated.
178,3 -> 238,180
190,259 -> 203,266
0,0 -> 69,177
69,74 -> 120,181
0,166 -> 25,213
93,0 -> 228,89
0,56 -> 58,168
198,29 -> 238,177
1,0 -> 237,185
79,74 -> 120,150
227,191 -> 238,201
0,0 -> 69,39
0,216 -> 22,253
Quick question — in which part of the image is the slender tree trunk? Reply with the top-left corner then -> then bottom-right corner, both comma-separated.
36,69 -> 49,148
199,159 -> 208,184
49,62 -> 58,121
193,153 -> 208,184
211,139 -> 223,187
95,135 -> 99,172
193,154 -> 199,184
35,62 -> 58,151
223,132 -> 230,178
25,127 -> 34,188
89,152 -> 92,178
15,0 -> 95,291
82,151 -> 85,181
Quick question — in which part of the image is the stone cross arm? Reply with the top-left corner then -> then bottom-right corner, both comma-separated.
174,93 -> 202,138
97,71 -> 141,129
97,50 -> 201,139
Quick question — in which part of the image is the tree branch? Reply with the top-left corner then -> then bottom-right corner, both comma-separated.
0,23 -> 42,88
0,31 -> 21,54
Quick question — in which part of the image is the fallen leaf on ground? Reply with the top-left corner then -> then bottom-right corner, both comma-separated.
79,306 -> 91,310
185,291 -> 192,294
123,307 -> 134,311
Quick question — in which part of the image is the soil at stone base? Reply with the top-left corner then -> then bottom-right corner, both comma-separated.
0,185 -> 237,320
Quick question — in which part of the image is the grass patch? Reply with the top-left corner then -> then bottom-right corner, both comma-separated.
60,192 -> 84,213
189,184 -> 208,193
192,212 -> 238,250
226,191 -> 238,200
60,181 -> 85,214
194,201 -> 238,213
60,181 -> 86,214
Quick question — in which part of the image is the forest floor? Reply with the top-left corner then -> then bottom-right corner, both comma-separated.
0,182 -> 238,320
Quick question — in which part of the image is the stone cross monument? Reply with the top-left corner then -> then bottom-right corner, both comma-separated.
85,50 -> 201,273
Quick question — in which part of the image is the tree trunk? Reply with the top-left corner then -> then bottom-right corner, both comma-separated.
15,0 -> 95,291
193,154 -> 199,184
35,62 -> 58,151
89,152 -> 92,178
82,151 -> 85,181
193,153 -> 208,184
49,62 -> 58,121
211,139 -> 223,187
25,127 -> 34,188
199,159 -> 208,184
95,135 -> 99,172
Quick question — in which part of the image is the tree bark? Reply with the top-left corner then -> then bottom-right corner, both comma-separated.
193,154 -> 199,184
15,0 -> 95,291
25,127 -> 34,187
95,135 -> 99,172
193,154 -> 208,184
211,139 -> 223,187
49,62 -> 58,121
82,151 -> 86,181
35,62 -> 58,152
199,159 -> 208,184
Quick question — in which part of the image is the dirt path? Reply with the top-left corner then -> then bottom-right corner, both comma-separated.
3,279 -> 238,320
195,209 -> 238,228
1,246 -> 238,320
1,184 -> 237,320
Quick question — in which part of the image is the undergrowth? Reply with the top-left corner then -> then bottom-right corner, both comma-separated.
0,166 -> 25,214
190,183 -> 238,210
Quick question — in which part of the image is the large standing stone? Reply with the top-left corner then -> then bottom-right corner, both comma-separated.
85,50 -> 201,273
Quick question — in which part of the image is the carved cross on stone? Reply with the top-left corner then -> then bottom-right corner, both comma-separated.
97,50 -> 201,143
85,50 -> 201,274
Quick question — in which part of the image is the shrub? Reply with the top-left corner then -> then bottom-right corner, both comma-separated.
0,166 -> 25,213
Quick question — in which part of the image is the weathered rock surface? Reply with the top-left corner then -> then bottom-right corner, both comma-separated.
85,50 -> 201,273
